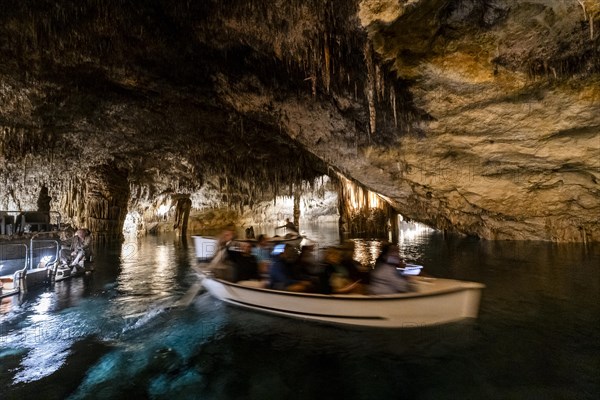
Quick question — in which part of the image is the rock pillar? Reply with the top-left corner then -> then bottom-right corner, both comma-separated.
62,165 -> 129,244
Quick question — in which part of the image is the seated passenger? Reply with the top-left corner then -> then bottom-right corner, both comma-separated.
252,234 -> 272,276
228,241 -> 260,283
317,246 -> 363,294
58,228 -> 93,270
340,240 -> 370,285
314,247 -> 338,294
207,225 -> 237,280
368,244 -> 412,295
269,244 -> 310,292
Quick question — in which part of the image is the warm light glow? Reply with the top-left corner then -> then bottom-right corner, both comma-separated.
38,255 -> 53,268
123,211 -> 140,235
353,240 -> 383,268
337,174 -> 386,211
398,218 -> 435,242
157,204 -> 171,216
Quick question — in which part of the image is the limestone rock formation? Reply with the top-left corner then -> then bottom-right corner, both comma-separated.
0,0 -> 598,242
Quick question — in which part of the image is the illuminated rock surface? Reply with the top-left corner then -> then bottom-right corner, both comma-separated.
0,0 -> 598,241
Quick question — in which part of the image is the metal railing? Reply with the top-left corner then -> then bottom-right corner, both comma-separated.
0,243 -> 28,296
29,239 -> 60,270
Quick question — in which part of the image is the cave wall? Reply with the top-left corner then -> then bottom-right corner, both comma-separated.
0,0 -> 598,242
211,0 -> 600,242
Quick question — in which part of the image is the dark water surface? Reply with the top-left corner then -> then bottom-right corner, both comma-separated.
1,225 -> 599,399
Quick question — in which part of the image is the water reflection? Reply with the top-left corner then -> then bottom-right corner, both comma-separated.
1,229 -> 598,399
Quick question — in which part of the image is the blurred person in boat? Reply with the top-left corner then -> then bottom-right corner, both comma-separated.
340,240 -> 369,285
252,234 -> 272,277
368,244 -> 412,294
217,225 -> 236,248
319,246 -> 363,294
207,225 -> 237,280
275,218 -> 298,235
269,243 -> 310,292
227,241 -> 260,283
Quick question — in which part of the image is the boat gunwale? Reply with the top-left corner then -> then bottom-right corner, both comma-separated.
208,277 -> 485,301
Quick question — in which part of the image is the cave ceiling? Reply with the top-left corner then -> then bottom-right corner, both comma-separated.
0,0 -> 599,241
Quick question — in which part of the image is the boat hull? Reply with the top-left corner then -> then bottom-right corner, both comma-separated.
202,276 -> 484,328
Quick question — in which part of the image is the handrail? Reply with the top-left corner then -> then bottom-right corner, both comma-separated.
0,242 -> 29,275
30,231 -> 60,269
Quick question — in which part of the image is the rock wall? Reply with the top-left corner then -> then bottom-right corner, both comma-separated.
0,0 -> 598,242
215,0 -> 600,242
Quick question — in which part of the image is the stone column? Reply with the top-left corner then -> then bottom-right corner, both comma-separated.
64,165 -> 129,244
293,187 -> 301,231
173,195 -> 192,236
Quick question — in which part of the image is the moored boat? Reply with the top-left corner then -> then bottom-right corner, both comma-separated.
201,274 -> 484,328
266,234 -> 303,247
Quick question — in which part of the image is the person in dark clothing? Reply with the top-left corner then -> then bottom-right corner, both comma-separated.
227,241 -> 260,283
275,218 -> 298,235
269,244 -> 310,291
368,244 -> 412,294
340,240 -> 369,285
314,247 -> 342,295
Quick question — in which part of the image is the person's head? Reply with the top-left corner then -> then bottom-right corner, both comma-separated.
257,234 -> 267,246
75,228 -> 86,239
221,225 -> 235,242
384,245 -> 404,267
376,242 -> 392,260
240,241 -> 253,255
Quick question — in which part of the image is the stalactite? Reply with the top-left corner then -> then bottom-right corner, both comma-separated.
364,42 -> 376,136
375,64 -> 385,101
335,173 -> 392,237
323,32 -> 331,94
390,89 -> 398,127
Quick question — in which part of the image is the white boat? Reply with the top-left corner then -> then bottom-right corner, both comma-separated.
267,234 -> 303,247
0,238 -> 92,298
201,275 -> 485,328
397,263 -> 423,276
236,234 -> 304,248
192,236 -> 219,260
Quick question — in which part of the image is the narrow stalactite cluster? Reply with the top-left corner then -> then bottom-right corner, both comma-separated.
335,173 -> 394,237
